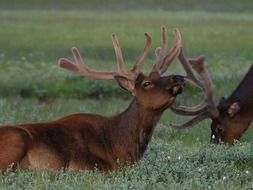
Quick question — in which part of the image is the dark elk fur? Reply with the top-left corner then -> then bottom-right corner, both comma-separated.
211,65 -> 253,144
0,27 -> 185,172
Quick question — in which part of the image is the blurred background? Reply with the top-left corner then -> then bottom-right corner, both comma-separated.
1,0 -> 253,11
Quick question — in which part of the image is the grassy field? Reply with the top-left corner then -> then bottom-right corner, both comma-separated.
0,2 -> 253,189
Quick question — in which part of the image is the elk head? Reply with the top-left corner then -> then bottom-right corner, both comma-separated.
59,27 -> 185,112
210,100 -> 242,144
211,65 -> 253,144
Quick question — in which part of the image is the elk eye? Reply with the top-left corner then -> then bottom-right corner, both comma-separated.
143,81 -> 152,87
216,127 -> 224,133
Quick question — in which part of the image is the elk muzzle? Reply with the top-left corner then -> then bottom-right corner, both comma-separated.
168,75 -> 186,96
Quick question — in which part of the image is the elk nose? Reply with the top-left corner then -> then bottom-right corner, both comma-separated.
172,75 -> 185,85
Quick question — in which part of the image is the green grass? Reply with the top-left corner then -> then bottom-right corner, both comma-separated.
0,6 -> 253,190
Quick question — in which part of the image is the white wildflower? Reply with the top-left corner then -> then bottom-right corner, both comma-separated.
222,176 -> 226,180
246,170 -> 250,174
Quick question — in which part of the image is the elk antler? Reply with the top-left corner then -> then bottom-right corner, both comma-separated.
58,33 -> 152,82
152,26 -> 182,75
169,49 -> 219,129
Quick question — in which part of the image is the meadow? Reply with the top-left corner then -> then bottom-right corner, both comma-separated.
0,2 -> 253,189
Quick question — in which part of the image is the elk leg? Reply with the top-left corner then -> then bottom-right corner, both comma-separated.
0,127 -> 29,172
19,144 -> 63,170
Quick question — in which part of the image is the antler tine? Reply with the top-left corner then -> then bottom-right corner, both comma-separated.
131,33 -> 152,77
168,50 -> 219,129
170,50 -> 211,115
155,26 -> 168,69
111,34 -> 128,76
72,47 -> 116,80
152,26 -> 168,73
178,49 -> 204,88
170,102 -> 207,116
168,111 -> 209,130
58,58 -> 79,73
189,59 -> 219,118
59,32 -> 152,83
58,47 -> 115,80
158,28 -> 182,75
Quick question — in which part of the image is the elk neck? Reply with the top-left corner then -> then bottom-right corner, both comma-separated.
227,65 -> 253,118
108,97 -> 164,163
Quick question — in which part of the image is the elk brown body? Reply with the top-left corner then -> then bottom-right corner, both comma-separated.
0,27 -> 185,172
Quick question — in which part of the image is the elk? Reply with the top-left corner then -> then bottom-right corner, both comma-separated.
168,49 -> 253,145
210,65 -> 253,144
0,27 -> 186,172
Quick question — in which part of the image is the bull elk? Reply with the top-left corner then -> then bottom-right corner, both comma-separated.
0,27 -> 186,172
168,49 -> 253,145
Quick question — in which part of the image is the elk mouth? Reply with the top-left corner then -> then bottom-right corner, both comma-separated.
168,76 -> 186,96
170,85 -> 184,96
168,82 -> 186,96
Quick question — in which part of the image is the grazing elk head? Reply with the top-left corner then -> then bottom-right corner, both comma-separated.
210,65 -> 253,144
168,48 -> 253,145
59,27 -> 185,112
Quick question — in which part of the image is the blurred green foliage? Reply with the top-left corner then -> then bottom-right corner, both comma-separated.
0,11 -> 252,99
1,0 -> 253,12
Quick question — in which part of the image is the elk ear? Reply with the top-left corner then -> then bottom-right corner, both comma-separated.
227,102 -> 240,118
114,75 -> 136,95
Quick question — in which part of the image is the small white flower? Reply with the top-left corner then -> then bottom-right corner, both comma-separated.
167,156 -> 171,160
246,170 -> 250,174
208,185 -> 211,189
222,176 -> 226,180
212,134 -> 216,139
178,156 -> 181,160
198,168 -> 202,172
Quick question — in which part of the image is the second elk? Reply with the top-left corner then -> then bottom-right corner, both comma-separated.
169,48 -> 253,145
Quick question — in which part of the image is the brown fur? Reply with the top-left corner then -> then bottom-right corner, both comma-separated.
211,65 -> 253,144
0,73 -> 185,172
